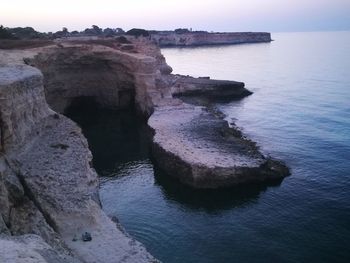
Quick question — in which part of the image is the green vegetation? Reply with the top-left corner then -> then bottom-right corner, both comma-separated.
0,25 -> 128,40
126,28 -> 149,37
174,28 -> 191,34
1,25 -> 208,40
0,25 -> 16,39
8,27 -> 46,39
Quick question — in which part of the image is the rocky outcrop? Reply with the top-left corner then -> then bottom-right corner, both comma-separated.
0,65 -> 51,151
148,104 -> 289,188
0,64 -> 156,262
170,74 -> 251,101
151,32 -> 272,47
27,44 -> 159,116
23,38 -> 175,118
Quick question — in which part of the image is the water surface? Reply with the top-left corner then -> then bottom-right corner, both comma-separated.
96,32 -> 350,262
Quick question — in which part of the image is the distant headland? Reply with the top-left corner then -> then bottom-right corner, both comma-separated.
149,29 -> 272,47
0,25 -> 285,262
0,25 -> 272,48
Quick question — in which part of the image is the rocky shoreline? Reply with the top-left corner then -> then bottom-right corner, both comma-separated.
149,104 -> 289,189
0,36 -> 288,262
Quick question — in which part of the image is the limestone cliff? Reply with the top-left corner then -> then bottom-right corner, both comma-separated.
151,32 -> 272,47
0,63 -> 157,262
28,45 -> 157,116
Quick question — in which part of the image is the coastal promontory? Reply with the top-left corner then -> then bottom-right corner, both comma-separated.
0,34 -> 288,262
150,30 -> 272,47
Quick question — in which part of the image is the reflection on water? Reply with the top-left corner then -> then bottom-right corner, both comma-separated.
153,167 -> 282,212
66,31 -> 350,263
160,31 -> 350,262
99,162 -> 282,263
65,94 -> 281,263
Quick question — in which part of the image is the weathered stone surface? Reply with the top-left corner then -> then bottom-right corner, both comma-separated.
149,104 -> 289,188
27,43 -> 162,117
151,32 -> 272,47
170,74 -> 251,101
0,65 -> 52,152
9,197 -> 76,258
0,49 -> 39,66
0,64 -> 157,262
11,114 -> 156,262
0,234 -> 80,263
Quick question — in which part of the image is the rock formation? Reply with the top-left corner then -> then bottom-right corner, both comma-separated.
150,32 -> 272,47
0,35 -> 289,261
149,104 -> 289,188
170,74 -> 251,100
0,63 -> 157,262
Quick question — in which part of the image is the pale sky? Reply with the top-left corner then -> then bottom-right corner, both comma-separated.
1,0 -> 350,32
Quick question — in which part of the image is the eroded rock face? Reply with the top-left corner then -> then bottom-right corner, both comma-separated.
32,47 -> 135,112
0,64 -> 157,262
27,43 -> 165,117
0,65 -> 52,151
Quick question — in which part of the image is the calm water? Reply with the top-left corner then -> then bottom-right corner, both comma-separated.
95,32 -> 350,262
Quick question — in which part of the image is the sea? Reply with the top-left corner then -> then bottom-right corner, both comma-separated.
78,31 -> 350,263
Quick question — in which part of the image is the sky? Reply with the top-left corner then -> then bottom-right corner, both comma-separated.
1,0 -> 350,33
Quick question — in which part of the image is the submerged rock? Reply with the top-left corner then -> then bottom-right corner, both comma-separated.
170,74 -> 251,101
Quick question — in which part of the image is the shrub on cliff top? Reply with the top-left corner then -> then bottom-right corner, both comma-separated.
126,28 -> 149,37
8,27 -> 45,39
84,25 -> 103,36
0,25 -> 16,39
174,28 -> 190,34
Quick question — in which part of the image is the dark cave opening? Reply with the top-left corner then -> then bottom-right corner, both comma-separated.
64,96 -> 150,176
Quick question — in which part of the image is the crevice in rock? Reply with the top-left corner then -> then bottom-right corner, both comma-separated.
17,176 -> 59,233
0,111 -> 5,153
5,158 -> 59,233
1,211 -> 11,233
